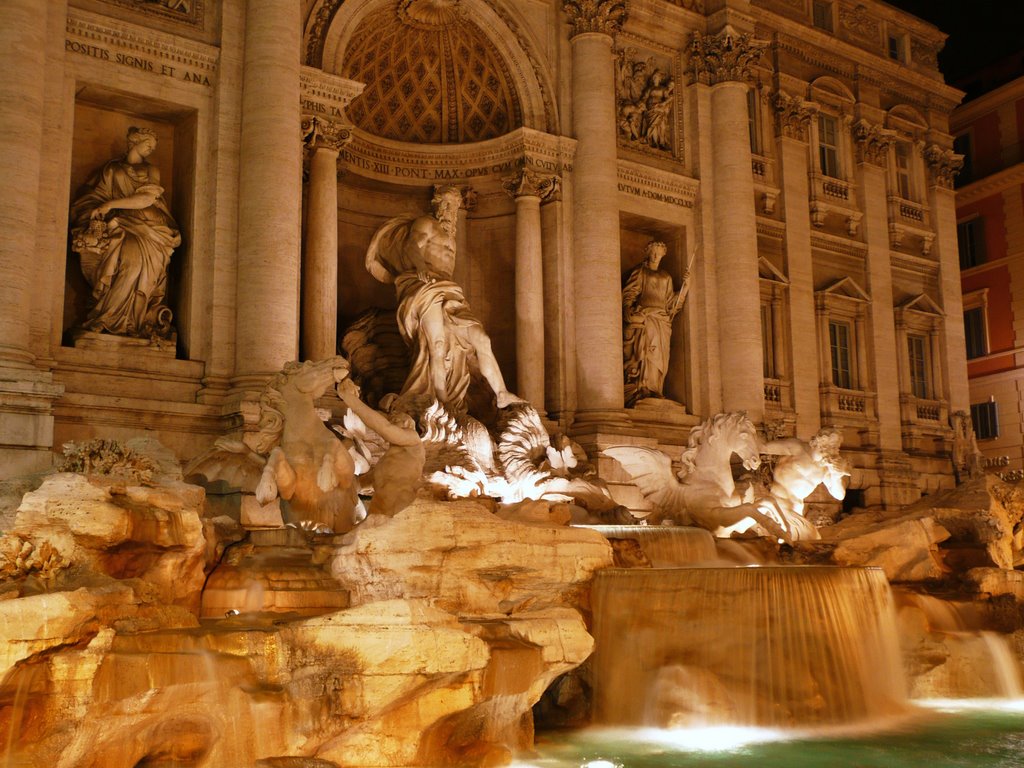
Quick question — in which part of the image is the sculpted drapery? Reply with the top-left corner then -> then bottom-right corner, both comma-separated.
622,241 -> 689,406
70,127 -> 180,339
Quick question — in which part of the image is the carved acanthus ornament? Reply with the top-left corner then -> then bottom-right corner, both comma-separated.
305,0 -> 343,66
502,168 -> 560,201
839,4 -> 878,41
923,145 -> 963,189
689,27 -> 768,86
910,38 -> 940,69
772,92 -> 816,141
561,0 -> 627,38
301,116 -> 353,154
852,120 -> 896,166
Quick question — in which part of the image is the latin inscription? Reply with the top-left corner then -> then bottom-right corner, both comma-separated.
302,99 -> 345,118
65,38 -> 213,87
340,153 -> 565,181
617,182 -> 693,208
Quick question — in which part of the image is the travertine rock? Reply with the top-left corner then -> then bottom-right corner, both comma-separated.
823,475 -> 1019,579
827,516 -> 950,581
11,472 -> 207,609
330,498 -> 613,615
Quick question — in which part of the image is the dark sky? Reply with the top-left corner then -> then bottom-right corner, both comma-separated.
886,0 -> 1024,97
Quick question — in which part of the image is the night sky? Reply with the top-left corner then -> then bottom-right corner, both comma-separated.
885,0 -> 1024,98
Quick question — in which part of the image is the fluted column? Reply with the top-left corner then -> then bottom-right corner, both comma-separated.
691,27 -> 767,419
235,0 -> 302,380
503,169 -> 559,411
853,120 -> 901,450
301,117 -> 351,361
925,144 -> 969,413
773,92 -> 820,437
0,0 -> 47,368
563,0 -> 628,421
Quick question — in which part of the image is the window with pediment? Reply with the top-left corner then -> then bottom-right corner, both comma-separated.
894,294 -> 946,426
815,276 -> 874,421
759,256 -> 790,410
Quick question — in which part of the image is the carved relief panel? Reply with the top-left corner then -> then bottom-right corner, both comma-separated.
614,43 -> 680,157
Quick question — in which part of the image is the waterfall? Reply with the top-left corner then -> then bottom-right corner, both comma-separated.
590,566 -> 909,728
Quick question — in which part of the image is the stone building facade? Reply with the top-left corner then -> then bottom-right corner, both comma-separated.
0,0 -> 967,509
953,68 -> 1024,479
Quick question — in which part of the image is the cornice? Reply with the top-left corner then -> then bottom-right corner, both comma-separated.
65,6 -> 219,87
952,77 -> 1024,128
810,231 -> 868,259
339,126 -> 576,185
956,162 -> 1024,207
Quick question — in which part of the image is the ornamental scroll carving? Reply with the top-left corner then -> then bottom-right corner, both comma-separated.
852,120 -> 895,166
911,39 -> 940,69
562,0 -> 627,38
689,27 -> 767,86
923,145 -> 963,189
502,168 -> 560,201
772,92 -> 815,141
301,116 -> 353,153
615,49 -> 675,151
839,4 -> 878,41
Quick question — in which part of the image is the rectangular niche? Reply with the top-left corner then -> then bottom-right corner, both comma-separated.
619,214 -> 692,408
64,88 -> 197,360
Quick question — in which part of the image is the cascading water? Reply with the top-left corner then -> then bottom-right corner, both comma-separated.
578,526 -> 718,567
590,566 -> 909,728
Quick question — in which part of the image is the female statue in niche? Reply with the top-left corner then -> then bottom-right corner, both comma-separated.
622,240 -> 691,407
70,126 -> 181,340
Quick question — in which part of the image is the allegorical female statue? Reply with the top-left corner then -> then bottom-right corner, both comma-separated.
622,240 -> 691,406
70,126 -> 181,340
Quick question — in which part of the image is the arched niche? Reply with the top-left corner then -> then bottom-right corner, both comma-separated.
306,0 -> 557,137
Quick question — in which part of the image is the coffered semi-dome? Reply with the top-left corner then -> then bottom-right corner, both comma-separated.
342,0 -> 523,144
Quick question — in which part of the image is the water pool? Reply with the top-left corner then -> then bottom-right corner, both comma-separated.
518,702 -> 1024,768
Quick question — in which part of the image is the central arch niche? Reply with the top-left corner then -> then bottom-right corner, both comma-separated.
313,0 -> 556,137
343,0 -> 523,143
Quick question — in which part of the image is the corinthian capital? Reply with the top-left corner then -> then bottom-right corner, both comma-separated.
562,0 -> 627,39
923,144 -> 963,189
772,92 -> 816,141
852,119 -> 896,166
301,116 -> 353,153
689,26 -> 767,86
502,168 -> 561,201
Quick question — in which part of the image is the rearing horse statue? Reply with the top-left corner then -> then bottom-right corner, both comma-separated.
604,412 -> 803,542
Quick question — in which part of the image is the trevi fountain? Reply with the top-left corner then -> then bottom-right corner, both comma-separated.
1,1 -> 1021,766
1,188 -> 1023,767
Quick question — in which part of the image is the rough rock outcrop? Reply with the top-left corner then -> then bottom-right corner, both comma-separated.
819,476 -> 1020,581
330,498 -> 613,615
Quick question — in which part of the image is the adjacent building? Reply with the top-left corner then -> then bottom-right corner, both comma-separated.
952,51 -> 1024,479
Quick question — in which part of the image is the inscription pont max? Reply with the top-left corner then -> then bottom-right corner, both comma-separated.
65,39 -> 213,86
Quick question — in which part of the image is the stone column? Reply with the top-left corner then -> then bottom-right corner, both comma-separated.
563,0 -> 628,423
691,27 -> 767,419
773,92 -> 821,437
0,0 -> 47,368
925,144 -> 969,413
0,0 -> 64,478
301,116 -> 351,361
235,0 -> 302,382
451,186 -> 476,301
503,168 -> 559,411
852,120 -> 902,451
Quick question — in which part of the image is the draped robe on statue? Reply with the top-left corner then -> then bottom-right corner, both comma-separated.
71,159 -> 181,337
366,214 -> 484,417
622,265 -> 676,405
